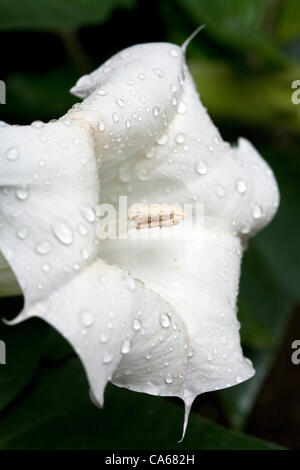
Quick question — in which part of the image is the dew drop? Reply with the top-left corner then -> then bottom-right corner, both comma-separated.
77,223 -> 88,236
99,332 -> 109,343
215,184 -> 225,198
252,204 -> 263,219
177,102 -> 187,114
152,106 -> 160,117
165,373 -> 174,384
16,186 -> 30,201
17,227 -> 28,240
156,134 -> 168,146
116,98 -> 125,108
79,310 -> 94,327
102,351 -> 113,364
31,120 -> 45,129
195,160 -> 208,175
175,133 -> 185,144
42,263 -> 51,273
6,147 -> 20,161
51,220 -> 74,245
36,241 -> 51,255
121,339 -> 131,354
153,68 -> 164,78
160,312 -> 171,328
169,48 -> 179,58
235,178 -> 247,194
97,89 -> 107,96
133,319 -> 141,331
112,113 -> 120,123
98,120 -> 105,132
80,206 -> 96,223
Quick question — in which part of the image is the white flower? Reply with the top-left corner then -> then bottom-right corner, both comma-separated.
0,39 -> 279,438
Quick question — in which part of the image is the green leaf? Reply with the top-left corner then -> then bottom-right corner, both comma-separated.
0,316 -> 49,412
0,359 -> 284,449
169,0 -> 285,64
276,0 -> 300,44
254,149 -> 300,302
0,0 -> 136,31
189,59 -> 300,136
1,68 -> 78,123
219,146 -> 299,430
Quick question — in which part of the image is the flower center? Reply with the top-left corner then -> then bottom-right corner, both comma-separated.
128,204 -> 185,230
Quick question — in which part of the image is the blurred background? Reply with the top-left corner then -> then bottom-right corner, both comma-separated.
0,0 -> 299,450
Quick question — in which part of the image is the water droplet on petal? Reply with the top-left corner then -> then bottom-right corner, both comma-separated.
195,160 -> 208,175
51,220 -> 74,245
153,68 -> 164,78
169,48 -> 179,58
116,98 -> 125,108
80,206 -> 96,223
6,147 -> 20,161
99,332 -> 109,343
177,102 -> 187,114
97,89 -> 107,96
98,120 -> 105,132
16,186 -> 30,201
36,241 -> 52,255
175,133 -> 185,144
156,134 -> 168,146
79,310 -> 94,327
77,223 -> 88,236
102,351 -> 113,364
42,263 -> 51,273
235,178 -> 247,194
215,184 -> 225,198
152,106 -> 160,117
165,373 -> 173,384
252,204 -> 263,219
121,339 -> 131,354
160,312 -> 171,328
133,319 -> 141,331
17,227 -> 28,240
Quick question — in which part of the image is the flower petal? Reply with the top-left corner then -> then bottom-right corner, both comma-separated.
0,118 -> 188,404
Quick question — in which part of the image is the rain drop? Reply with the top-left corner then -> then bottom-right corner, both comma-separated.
17,227 -> 28,240
36,241 -> 51,255
165,373 -> 173,384
235,178 -> 247,194
175,133 -> 185,144
6,147 -> 20,161
51,220 -> 74,245
102,351 -> 113,364
156,134 -> 168,146
79,310 -> 94,327
160,312 -> 171,328
16,186 -> 30,201
121,339 -> 131,354
195,160 -> 208,175
252,204 -> 263,219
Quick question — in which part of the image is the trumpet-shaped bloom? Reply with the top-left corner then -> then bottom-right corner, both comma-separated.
0,40 -> 279,437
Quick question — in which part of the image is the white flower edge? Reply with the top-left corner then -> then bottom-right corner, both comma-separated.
0,39 -> 279,438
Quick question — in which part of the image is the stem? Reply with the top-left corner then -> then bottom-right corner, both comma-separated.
58,29 -> 91,75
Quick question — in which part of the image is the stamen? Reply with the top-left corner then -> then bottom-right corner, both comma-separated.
128,204 -> 185,230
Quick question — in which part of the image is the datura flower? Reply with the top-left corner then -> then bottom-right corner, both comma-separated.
0,36 -> 279,439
